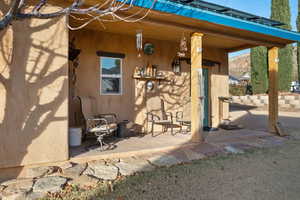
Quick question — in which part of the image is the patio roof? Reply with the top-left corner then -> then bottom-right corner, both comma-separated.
132,0 -> 300,43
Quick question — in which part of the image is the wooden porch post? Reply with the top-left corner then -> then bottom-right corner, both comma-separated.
268,47 -> 279,133
191,32 -> 204,142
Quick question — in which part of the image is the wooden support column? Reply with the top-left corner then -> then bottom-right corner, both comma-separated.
191,32 -> 204,142
268,47 -> 279,133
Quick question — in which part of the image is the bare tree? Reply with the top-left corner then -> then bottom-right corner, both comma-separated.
0,0 -> 155,31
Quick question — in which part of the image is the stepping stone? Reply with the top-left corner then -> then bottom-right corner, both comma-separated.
25,192 -> 45,200
0,191 -> 27,200
62,163 -> 87,178
84,161 -> 118,180
33,176 -> 67,193
183,149 -> 206,161
115,158 -> 155,176
148,155 -> 182,167
25,166 -> 58,178
0,179 -> 33,200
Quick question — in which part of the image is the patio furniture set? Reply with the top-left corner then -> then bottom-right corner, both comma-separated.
78,96 -> 191,150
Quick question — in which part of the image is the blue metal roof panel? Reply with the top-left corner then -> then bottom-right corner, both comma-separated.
133,0 -> 300,42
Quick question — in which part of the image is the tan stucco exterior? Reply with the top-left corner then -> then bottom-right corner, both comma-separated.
0,7 -> 69,169
69,29 -> 229,132
0,5 -> 228,175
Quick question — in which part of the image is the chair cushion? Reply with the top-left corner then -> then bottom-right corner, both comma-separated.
89,123 -> 117,133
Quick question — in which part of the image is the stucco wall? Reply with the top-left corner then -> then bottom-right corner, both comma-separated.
0,7 -> 69,169
69,29 -> 229,131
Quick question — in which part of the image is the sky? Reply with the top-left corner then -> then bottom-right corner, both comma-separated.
204,0 -> 298,57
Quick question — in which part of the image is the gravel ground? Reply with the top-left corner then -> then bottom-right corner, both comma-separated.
102,139 -> 300,200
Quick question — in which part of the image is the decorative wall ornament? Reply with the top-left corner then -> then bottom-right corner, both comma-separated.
136,30 -> 143,57
144,43 -> 155,55
146,81 -> 154,91
177,33 -> 188,57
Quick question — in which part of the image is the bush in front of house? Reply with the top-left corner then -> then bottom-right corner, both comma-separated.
229,85 -> 246,96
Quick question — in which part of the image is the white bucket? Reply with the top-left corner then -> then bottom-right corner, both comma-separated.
69,127 -> 82,147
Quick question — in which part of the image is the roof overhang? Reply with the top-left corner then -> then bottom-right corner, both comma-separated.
132,0 -> 300,44
68,0 -> 300,52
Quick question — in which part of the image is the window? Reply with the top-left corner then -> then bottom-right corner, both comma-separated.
100,57 -> 122,95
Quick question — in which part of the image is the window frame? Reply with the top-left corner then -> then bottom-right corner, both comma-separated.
100,56 -> 123,95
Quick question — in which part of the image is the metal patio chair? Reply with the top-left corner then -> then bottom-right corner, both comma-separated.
176,101 -> 191,134
78,96 -> 118,150
146,97 -> 174,136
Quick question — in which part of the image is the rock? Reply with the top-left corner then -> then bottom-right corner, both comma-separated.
1,179 -> 31,187
0,179 -> 34,200
25,192 -> 45,200
115,158 -> 155,176
0,185 -> 5,192
148,155 -> 182,167
25,166 -> 58,178
33,176 -> 67,193
62,163 -> 87,178
1,179 -> 33,195
224,145 -> 244,154
183,149 -> 206,161
69,175 -> 99,188
59,162 -> 74,170
1,192 -> 27,200
84,161 -> 118,180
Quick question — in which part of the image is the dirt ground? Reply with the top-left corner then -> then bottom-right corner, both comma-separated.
101,108 -> 300,200
101,139 -> 300,200
45,107 -> 300,200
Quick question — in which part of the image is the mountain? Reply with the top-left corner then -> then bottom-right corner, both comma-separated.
229,47 -> 298,81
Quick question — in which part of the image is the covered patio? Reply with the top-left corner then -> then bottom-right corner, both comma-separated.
67,0 -> 300,158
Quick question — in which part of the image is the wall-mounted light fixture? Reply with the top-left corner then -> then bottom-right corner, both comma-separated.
172,58 -> 181,75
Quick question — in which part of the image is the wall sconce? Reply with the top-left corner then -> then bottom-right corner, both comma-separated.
172,58 -> 181,75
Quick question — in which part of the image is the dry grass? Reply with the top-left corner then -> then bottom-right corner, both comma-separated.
42,135 -> 300,200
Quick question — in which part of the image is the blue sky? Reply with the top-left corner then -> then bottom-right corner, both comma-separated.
204,0 -> 298,56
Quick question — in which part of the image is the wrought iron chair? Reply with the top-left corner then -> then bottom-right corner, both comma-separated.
176,101 -> 191,134
146,97 -> 174,136
78,96 -> 118,150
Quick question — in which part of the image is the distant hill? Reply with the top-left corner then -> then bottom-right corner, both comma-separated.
229,47 -> 298,81
229,53 -> 250,79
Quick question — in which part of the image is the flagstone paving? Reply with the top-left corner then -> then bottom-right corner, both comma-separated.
0,130 -> 294,200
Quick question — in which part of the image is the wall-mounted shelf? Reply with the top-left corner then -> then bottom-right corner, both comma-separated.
133,75 -> 166,81
133,75 -> 167,85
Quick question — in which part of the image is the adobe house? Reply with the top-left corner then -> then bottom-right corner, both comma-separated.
0,0 -> 300,179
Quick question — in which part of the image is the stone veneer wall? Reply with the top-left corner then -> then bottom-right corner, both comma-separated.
232,95 -> 300,109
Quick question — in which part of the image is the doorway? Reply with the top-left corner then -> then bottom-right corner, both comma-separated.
202,68 -> 210,128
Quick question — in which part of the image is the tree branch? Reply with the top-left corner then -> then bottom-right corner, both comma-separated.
0,0 -> 155,32
0,0 -> 22,31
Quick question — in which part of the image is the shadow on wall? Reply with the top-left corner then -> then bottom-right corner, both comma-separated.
0,2 -> 68,179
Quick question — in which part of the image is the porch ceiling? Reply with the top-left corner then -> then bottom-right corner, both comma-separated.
69,6 -> 293,52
